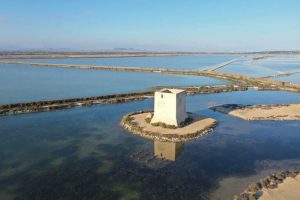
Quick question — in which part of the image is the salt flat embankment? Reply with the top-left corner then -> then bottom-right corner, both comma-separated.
0,85 -> 247,116
206,57 -> 240,71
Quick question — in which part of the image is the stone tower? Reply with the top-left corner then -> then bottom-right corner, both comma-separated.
151,88 -> 188,127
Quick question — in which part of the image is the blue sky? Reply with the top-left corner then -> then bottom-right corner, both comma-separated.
0,0 -> 299,51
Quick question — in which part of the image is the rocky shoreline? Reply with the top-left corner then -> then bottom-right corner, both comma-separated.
234,169 -> 300,200
0,85 -> 247,116
120,111 -> 217,142
0,92 -> 149,116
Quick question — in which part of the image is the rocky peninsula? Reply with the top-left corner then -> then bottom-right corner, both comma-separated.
120,111 -> 217,142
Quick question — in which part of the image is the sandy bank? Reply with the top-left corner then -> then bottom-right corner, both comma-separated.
259,175 -> 300,200
211,103 -> 300,120
234,169 -> 300,200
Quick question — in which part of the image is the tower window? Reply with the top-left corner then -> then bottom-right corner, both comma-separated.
161,94 -> 163,98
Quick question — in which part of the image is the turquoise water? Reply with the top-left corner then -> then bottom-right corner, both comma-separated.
0,64 -> 228,104
9,55 -> 236,70
0,90 -> 300,200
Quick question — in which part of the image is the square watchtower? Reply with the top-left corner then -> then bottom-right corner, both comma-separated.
151,88 -> 188,127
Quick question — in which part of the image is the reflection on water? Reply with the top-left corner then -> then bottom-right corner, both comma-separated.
0,90 -> 300,200
154,141 -> 185,161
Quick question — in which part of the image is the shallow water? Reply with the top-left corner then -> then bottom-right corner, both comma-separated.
264,56 -> 300,83
217,55 -> 300,78
257,56 -> 300,73
8,55 -> 236,70
270,74 -> 300,83
217,61 -> 277,77
0,90 -> 300,200
0,64 -> 227,104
